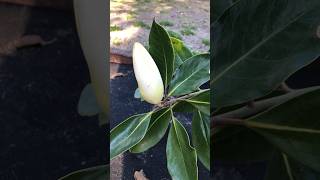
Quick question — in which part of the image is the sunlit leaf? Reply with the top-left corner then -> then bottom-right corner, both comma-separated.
167,117 -> 198,180
130,108 -> 171,153
192,111 -> 210,170
149,20 -> 174,88
168,54 -> 210,96
110,112 -> 152,159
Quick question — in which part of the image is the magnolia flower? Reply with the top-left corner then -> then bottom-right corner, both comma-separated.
132,42 -> 164,104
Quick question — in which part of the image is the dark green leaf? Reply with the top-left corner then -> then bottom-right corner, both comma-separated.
58,165 -> 108,180
183,89 -> 210,115
211,0 -> 235,22
213,127 -> 274,162
192,111 -> 210,170
168,30 -> 183,41
214,86 -> 320,119
110,112 -> 152,159
265,152 -> 320,180
172,101 -> 195,113
130,108 -> 171,153
78,84 -> 100,116
264,152 -> 291,180
149,20 -> 175,88
168,53 -> 210,96
212,0 -> 320,108
167,117 -> 198,180
171,37 -> 193,70
289,159 -> 320,180
246,88 -> 320,171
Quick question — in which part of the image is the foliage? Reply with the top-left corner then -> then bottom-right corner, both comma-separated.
58,165 -> 109,180
110,20 -> 210,179
212,0 -> 320,179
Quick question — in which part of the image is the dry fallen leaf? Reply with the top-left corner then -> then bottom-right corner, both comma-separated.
134,169 -> 149,180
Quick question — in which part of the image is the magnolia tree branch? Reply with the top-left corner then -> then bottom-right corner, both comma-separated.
211,117 -> 245,127
153,89 -> 208,111
211,86 -> 305,128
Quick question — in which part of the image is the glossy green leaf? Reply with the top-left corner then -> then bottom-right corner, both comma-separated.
149,20 -> 175,88
211,0 -> 235,22
212,0 -> 320,108
167,117 -> 198,180
246,88 -> 320,171
214,86 -> 320,119
110,112 -> 152,159
130,108 -> 171,153
171,37 -> 193,70
183,89 -> 210,115
264,152 -> 291,180
168,53 -> 210,96
58,165 -> 108,180
78,84 -> 100,116
173,101 -> 195,113
265,152 -> 320,180
192,111 -> 210,170
288,160 -> 320,180
213,127 -> 274,162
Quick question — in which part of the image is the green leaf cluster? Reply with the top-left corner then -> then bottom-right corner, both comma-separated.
212,0 -> 320,179
111,20 -> 210,179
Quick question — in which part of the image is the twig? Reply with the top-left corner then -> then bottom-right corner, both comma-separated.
153,89 -> 208,111
0,35 -> 56,55
211,117 -> 245,128
278,82 -> 293,93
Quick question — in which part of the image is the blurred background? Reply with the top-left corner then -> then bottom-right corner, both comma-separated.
0,1 -> 107,179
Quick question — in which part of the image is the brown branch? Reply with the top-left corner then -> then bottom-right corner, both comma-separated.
153,89 -> 208,111
211,117 -> 245,128
278,82 -> 293,93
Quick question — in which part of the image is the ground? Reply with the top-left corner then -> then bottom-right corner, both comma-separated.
110,0 -> 210,57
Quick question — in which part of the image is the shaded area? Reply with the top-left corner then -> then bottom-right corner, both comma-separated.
211,59 -> 320,180
0,3 -> 107,179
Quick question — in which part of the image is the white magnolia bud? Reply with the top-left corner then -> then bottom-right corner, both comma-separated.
132,42 -> 164,104
74,0 -> 108,114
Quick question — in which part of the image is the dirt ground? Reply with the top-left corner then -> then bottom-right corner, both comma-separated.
110,0 -> 210,57
0,3 -> 107,179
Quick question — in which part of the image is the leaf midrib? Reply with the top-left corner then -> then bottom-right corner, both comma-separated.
155,25 -> 168,87
211,9 -> 308,84
246,121 -> 320,134
148,108 -> 171,131
172,119 -> 194,179
169,62 -> 207,96
111,112 -> 152,158
185,99 -> 210,105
